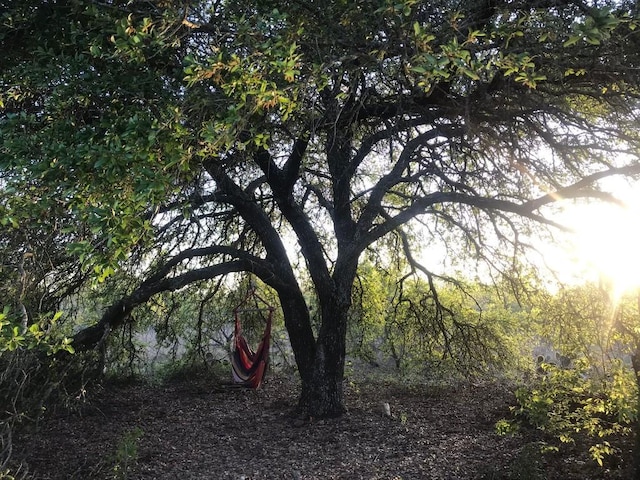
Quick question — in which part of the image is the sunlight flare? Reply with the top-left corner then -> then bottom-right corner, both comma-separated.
570,198 -> 640,300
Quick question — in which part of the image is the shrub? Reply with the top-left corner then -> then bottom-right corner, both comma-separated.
498,359 -> 637,466
0,306 -> 76,474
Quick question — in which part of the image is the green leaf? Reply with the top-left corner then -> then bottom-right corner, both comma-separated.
563,35 -> 581,47
461,68 -> 480,80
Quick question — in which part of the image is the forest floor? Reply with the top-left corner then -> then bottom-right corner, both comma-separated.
11,369 -> 633,480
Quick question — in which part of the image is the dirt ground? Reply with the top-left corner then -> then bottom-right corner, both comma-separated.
11,371 -> 634,479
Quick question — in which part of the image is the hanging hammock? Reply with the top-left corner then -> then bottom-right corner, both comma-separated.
230,286 -> 274,389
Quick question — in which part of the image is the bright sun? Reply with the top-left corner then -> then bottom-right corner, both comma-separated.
568,195 -> 640,299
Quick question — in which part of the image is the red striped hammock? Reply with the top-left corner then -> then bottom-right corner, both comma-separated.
230,290 -> 273,389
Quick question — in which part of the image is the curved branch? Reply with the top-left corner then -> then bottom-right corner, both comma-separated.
524,164 -> 640,210
144,245 -> 274,286
355,128 -> 444,237
359,191 -> 568,252
71,260 -> 251,351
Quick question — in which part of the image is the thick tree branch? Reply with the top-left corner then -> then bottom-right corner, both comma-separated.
355,128 -> 443,239
524,164 -> 640,210
252,147 -> 334,294
144,245 -> 274,287
358,191 -> 568,252
71,260 -> 249,351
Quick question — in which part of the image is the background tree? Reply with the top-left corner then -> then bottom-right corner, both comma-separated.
3,0 -> 640,418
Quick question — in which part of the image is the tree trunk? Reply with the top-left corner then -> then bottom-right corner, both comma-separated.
297,293 -> 350,418
278,288 -> 316,387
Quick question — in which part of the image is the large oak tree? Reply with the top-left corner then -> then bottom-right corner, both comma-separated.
3,0 -> 640,417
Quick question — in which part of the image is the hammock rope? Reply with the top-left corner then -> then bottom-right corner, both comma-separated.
230,286 -> 274,389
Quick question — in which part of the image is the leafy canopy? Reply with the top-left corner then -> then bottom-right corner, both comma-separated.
2,0 -> 640,354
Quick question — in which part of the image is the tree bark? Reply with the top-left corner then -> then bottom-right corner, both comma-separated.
295,255 -> 357,418
298,297 -> 350,418
277,286 -> 316,387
